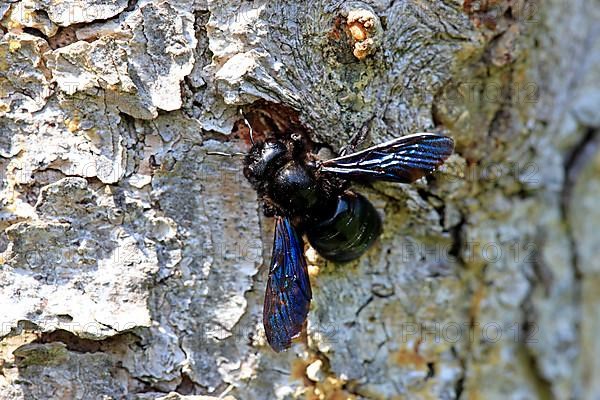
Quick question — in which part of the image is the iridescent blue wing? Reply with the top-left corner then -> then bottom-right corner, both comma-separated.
320,133 -> 454,183
263,217 -> 312,352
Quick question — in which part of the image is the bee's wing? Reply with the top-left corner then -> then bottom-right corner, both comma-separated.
320,133 -> 454,183
263,217 -> 312,352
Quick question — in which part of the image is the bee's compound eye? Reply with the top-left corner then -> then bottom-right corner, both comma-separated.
305,192 -> 382,263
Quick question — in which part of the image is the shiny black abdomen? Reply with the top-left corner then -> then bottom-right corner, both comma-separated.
306,192 -> 382,263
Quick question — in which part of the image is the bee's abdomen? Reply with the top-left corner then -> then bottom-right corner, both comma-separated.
305,192 -> 382,263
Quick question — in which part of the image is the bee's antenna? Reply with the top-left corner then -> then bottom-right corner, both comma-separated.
206,151 -> 245,157
240,108 -> 255,145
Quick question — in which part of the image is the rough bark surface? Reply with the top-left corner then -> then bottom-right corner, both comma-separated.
0,0 -> 598,399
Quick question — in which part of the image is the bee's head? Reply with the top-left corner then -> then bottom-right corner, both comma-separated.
243,139 -> 289,186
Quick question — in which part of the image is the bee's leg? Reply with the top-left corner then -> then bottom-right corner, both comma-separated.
339,118 -> 374,156
260,197 -> 280,218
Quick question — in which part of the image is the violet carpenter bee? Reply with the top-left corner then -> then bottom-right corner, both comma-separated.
241,109 -> 454,352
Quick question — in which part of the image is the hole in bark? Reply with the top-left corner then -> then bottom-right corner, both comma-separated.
36,329 -> 138,353
56,314 -> 73,323
241,101 -> 308,144
448,216 -> 465,260
175,373 -> 197,395
48,26 -> 79,49
426,362 -> 435,379
22,27 -> 46,39
126,0 -> 139,12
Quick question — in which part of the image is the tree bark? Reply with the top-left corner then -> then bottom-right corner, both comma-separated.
0,0 -> 598,399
